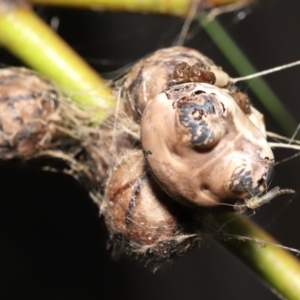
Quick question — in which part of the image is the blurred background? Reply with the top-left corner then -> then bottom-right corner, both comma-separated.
0,0 -> 300,299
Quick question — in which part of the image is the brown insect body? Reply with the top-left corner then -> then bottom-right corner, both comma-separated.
102,150 -> 206,265
141,82 -> 274,209
102,46 -> 277,263
0,47 -> 293,266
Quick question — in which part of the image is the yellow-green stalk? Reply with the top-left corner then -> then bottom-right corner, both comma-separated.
215,214 -> 300,300
0,1 -> 115,123
28,0 -> 254,17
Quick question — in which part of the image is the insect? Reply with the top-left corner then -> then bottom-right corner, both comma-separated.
233,187 -> 295,214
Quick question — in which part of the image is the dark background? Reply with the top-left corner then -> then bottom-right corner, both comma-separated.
1,0 -> 300,299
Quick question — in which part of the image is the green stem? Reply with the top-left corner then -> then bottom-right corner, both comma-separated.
198,13 -> 297,135
0,2 -> 115,123
214,213 -> 300,300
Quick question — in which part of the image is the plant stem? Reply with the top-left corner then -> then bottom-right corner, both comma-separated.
0,2 -> 115,123
28,0 -> 249,17
2,2 -> 299,298
214,213 -> 300,300
198,13 -> 297,135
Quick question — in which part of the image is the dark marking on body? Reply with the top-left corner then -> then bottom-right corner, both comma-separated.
192,90 -> 205,96
7,102 -> 24,126
15,128 -> 32,141
165,83 -> 197,102
110,171 -> 148,202
109,171 -> 148,230
220,102 -> 225,113
178,94 -> 218,146
265,164 -> 274,184
143,150 -> 152,157
179,53 -> 201,60
229,168 -> 253,192
125,182 -> 141,229
128,66 -> 144,112
1,93 -> 38,103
